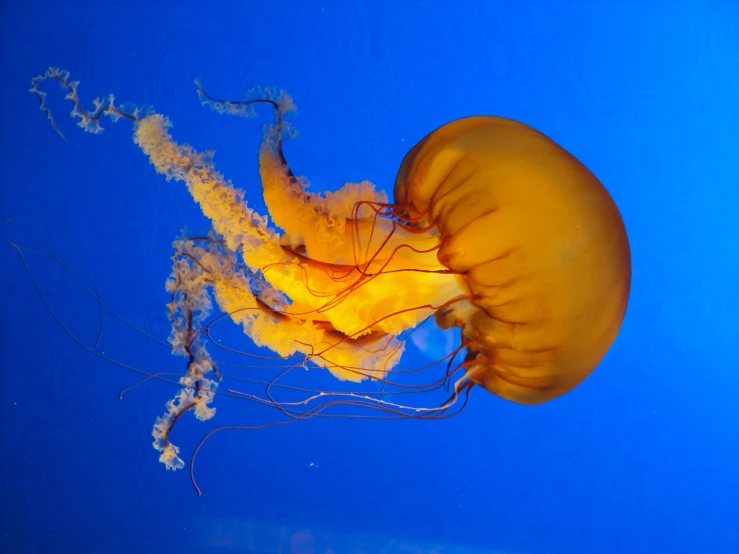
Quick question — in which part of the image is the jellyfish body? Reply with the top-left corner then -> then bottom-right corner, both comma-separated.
31,68 -> 631,475
395,116 -> 631,404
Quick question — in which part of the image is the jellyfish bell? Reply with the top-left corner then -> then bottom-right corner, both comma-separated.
394,116 -> 632,404
28,68 -> 630,485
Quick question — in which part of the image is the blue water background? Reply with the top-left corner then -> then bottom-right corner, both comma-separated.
1,1 -> 738,553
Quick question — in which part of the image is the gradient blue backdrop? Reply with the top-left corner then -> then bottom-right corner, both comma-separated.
2,1 -> 738,553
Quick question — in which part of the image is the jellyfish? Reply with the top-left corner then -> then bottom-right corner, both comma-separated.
29,68 -> 630,487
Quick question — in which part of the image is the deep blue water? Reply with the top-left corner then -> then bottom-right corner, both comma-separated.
2,1 -> 738,553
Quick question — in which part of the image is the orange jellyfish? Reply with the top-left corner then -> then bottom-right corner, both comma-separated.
29,68 -> 630,488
